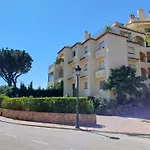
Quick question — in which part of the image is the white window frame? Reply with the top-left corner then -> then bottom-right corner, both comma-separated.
48,72 -> 54,82
84,64 -> 88,71
84,82 -> 88,89
99,61 -> 105,70
84,46 -> 88,54
100,81 -> 105,89
98,41 -> 105,50
72,50 -> 76,57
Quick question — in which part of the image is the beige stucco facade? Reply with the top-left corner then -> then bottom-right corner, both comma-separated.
48,8 -> 150,100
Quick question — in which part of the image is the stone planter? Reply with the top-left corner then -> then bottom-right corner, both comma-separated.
0,109 -> 96,125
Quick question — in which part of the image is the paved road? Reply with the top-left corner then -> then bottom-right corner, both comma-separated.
0,121 -> 150,150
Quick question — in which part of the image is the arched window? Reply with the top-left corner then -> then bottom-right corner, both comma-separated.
140,52 -> 146,62
134,36 -> 145,46
141,68 -> 147,78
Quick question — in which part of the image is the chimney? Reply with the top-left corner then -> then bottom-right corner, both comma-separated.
137,8 -> 144,20
84,31 -> 90,40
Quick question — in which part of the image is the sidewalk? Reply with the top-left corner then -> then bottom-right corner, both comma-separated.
0,115 -> 150,136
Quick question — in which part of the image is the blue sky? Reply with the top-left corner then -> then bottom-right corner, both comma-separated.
0,0 -> 149,88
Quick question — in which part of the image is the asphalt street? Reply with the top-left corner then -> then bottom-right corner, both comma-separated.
0,121 -> 150,150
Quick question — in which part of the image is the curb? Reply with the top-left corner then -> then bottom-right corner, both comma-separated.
0,117 -> 150,137
0,118 -> 77,131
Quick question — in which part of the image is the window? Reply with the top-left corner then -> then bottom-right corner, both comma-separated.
72,67 -> 75,73
72,83 -> 75,90
100,81 -> 105,89
98,41 -> 105,50
84,82 -> 88,89
48,72 -> 53,82
84,64 -> 88,71
72,50 -> 76,57
59,69 -> 63,78
145,28 -> 150,32
120,31 -> 130,38
99,61 -> 105,70
128,46 -> 134,54
147,52 -> 150,62
84,46 -> 88,53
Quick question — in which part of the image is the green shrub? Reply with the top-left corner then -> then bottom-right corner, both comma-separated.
1,97 -> 94,114
93,96 -> 108,114
93,96 -> 118,115
0,94 -> 8,107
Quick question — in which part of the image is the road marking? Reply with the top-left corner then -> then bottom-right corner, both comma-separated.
32,140 -> 49,145
4,133 -> 17,138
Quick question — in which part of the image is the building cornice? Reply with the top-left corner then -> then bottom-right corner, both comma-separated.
126,20 -> 150,26
119,26 -> 145,35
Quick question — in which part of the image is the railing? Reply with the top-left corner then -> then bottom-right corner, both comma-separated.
95,69 -> 106,79
95,48 -> 106,58
56,77 -> 63,83
92,26 -> 129,39
55,62 -> 64,69
68,56 -> 76,64
80,71 -> 88,77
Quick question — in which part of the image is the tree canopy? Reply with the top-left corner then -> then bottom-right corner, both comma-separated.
146,32 -> 150,46
0,48 -> 33,87
103,65 -> 147,104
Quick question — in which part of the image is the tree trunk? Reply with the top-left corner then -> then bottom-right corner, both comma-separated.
13,81 -> 17,88
8,80 -> 12,87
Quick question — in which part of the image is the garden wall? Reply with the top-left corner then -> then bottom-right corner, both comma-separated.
0,109 -> 96,125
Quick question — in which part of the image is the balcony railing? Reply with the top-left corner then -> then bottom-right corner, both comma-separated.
80,70 -> 88,78
95,48 -> 106,59
95,69 -> 106,79
68,72 -> 76,80
48,64 -> 55,72
55,62 -> 64,69
68,56 -> 76,64
55,77 -> 63,83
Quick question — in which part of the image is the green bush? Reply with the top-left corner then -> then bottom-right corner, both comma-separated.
1,96 -> 94,114
93,96 -> 107,114
93,96 -> 118,115
0,94 -> 8,108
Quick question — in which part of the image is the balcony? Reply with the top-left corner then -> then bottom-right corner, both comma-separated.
55,62 -> 64,69
80,52 -> 89,61
128,53 -> 139,61
68,56 -> 76,64
48,64 -> 55,73
55,77 -> 63,83
95,48 -> 106,59
80,70 -> 88,78
95,69 -> 106,79
68,72 -> 76,80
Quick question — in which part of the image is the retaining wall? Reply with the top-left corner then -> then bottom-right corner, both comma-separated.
0,109 -> 96,125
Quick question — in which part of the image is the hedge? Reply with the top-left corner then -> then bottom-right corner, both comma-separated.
1,96 -> 94,114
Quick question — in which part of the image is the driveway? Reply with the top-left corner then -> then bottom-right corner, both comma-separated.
93,107 -> 150,134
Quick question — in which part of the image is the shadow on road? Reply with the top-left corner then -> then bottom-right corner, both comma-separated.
79,128 -> 120,140
81,124 -> 105,128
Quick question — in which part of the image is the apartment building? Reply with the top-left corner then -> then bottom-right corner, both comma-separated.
48,8 -> 150,100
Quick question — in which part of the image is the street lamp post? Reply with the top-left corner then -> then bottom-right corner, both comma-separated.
75,65 -> 81,129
